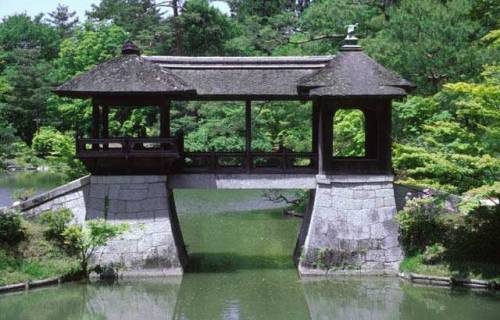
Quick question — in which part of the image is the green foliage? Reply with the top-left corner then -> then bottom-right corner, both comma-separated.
364,0 -> 489,95
177,0 -> 234,56
62,219 -> 128,276
53,23 -> 128,81
333,109 -> 365,157
0,211 -> 25,246
31,127 -> 87,179
12,188 -> 35,201
40,209 -> 73,243
396,192 -> 446,255
393,64 -> 500,194
1,47 -> 52,143
0,119 -> 17,168
0,14 -> 60,60
0,219 -> 80,286
422,243 -> 447,264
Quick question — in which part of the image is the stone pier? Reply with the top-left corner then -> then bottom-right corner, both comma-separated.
86,176 -> 187,276
298,175 -> 402,275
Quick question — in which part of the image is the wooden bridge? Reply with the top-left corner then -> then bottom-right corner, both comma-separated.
52,35 -> 415,276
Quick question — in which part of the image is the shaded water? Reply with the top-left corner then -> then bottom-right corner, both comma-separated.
0,172 -> 67,207
0,190 -> 499,319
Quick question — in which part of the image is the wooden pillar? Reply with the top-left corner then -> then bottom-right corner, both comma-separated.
160,100 -> 170,138
364,107 -> 377,158
92,101 -> 100,139
317,102 -> 324,174
312,101 -> 319,153
101,105 -> 109,150
245,100 -> 252,172
102,106 -> 109,138
92,101 -> 100,151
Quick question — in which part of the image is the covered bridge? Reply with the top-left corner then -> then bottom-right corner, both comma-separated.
51,33 -> 415,276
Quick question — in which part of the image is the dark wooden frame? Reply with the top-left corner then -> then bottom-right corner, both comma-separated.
316,98 -> 392,174
79,97 -> 320,175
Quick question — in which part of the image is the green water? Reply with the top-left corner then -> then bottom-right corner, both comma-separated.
0,172 -> 68,207
0,194 -> 499,319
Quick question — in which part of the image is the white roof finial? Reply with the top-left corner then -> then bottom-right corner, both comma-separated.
345,23 -> 359,40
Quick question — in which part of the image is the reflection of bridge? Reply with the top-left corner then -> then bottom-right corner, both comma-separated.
47,34 -> 414,276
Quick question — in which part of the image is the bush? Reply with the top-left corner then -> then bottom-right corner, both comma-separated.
62,219 -> 128,276
0,211 -> 25,246
396,191 -> 447,255
422,243 -> 447,264
31,126 -> 87,180
40,209 -> 73,243
12,188 -> 35,201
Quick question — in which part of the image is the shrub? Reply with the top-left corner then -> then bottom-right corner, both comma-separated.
396,190 -> 447,255
62,219 -> 128,276
422,243 -> 447,264
0,211 -> 25,246
40,209 -> 73,243
12,188 -> 35,201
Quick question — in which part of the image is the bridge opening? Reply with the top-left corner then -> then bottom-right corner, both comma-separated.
173,189 -> 309,272
332,109 -> 366,157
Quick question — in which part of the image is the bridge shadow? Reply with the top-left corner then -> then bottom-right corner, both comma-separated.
185,253 -> 296,273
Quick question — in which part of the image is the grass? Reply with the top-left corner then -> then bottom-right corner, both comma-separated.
400,254 -> 500,281
0,220 -> 80,286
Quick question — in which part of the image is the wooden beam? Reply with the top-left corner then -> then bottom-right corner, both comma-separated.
160,100 -> 171,138
245,100 -> 252,172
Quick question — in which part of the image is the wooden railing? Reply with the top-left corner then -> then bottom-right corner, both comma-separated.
76,135 -> 317,173
182,150 -> 318,173
76,137 -> 181,158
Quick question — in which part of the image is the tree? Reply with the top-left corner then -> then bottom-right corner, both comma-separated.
176,0 -> 233,56
48,23 -> 128,136
62,219 -> 128,277
393,64 -> 500,194
0,14 -> 60,61
363,0 -> 490,94
87,0 -> 166,53
1,47 -> 52,143
46,4 -> 79,38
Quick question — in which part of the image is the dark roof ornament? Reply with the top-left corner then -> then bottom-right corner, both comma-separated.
341,23 -> 362,52
122,41 -> 141,55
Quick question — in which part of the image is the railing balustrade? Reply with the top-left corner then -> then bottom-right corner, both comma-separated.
76,136 -> 318,173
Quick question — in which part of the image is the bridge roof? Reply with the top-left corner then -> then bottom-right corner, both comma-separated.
54,42 -> 414,100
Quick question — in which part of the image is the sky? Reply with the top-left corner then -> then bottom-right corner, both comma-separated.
0,0 -> 230,20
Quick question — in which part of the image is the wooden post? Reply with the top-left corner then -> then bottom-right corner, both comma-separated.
92,101 -> 100,139
317,101 -> 324,174
102,105 -> 109,150
312,100 -> 319,154
91,101 -> 100,151
364,107 -> 377,158
160,100 -> 170,138
245,100 -> 252,172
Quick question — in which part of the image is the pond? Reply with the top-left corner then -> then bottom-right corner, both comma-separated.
0,181 -> 499,319
0,172 -> 68,208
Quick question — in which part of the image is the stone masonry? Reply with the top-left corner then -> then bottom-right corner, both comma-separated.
299,175 -> 402,275
87,176 -> 187,276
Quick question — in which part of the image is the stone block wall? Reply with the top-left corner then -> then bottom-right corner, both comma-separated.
2,176 -> 90,225
299,175 -> 402,275
88,176 -> 187,276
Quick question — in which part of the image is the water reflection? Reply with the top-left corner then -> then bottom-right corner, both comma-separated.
1,274 -> 499,320
302,277 -> 403,320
